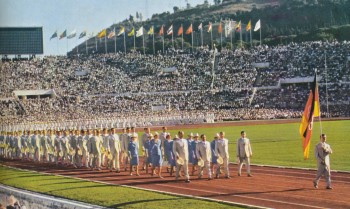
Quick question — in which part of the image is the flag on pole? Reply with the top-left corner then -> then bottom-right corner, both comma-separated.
207,22 -> 212,33
136,26 -> 143,37
128,28 -> 134,37
224,20 -> 233,37
254,19 -> 261,31
108,28 -> 116,39
218,22 -> 222,33
198,23 -> 202,31
97,29 -> 106,38
147,26 -> 153,35
235,21 -> 241,32
246,20 -> 251,32
50,31 -> 58,40
185,24 -> 193,34
117,27 -> 125,36
167,25 -> 173,35
299,73 -> 320,160
79,31 -> 87,39
67,30 -> 76,39
59,30 -> 67,39
177,25 -> 183,36
158,25 -> 164,35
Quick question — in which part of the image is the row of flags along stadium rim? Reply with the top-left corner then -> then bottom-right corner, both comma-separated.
50,20 -> 261,40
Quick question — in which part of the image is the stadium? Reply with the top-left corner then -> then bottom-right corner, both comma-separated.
1,0 -> 350,208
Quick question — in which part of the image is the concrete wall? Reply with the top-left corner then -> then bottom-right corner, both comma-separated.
0,184 -> 105,209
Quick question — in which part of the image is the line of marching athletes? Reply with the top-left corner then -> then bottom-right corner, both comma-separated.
0,126 -> 253,182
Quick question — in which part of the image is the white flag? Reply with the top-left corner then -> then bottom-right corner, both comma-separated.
136,26 -> 143,37
67,29 -> 77,39
254,19 -> 261,32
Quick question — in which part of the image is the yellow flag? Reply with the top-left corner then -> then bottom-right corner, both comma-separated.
128,28 -> 134,37
147,26 -> 153,35
96,29 -> 106,38
246,20 -> 251,31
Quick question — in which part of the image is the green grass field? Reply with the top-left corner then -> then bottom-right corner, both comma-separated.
0,166 -> 243,209
162,120 -> 350,171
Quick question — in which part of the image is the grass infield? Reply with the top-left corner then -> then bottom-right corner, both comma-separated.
163,120 -> 350,171
0,166 -> 245,209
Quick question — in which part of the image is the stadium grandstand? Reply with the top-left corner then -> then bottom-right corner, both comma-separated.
1,40 -> 349,130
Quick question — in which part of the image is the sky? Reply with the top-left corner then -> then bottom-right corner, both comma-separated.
0,0 -> 206,56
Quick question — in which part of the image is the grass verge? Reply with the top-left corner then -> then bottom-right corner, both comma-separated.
0,166 -> 246,209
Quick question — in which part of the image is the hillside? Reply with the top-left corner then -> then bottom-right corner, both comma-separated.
70,0 -> 350,55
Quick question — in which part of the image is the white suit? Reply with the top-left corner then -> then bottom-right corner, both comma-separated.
314,141 -> 332,188
236,137 -> 253,175
32,135 -> 41,162
173,138 -> 190,180
196,141 -> 212,178
108,134 -> 121,170
88,135 -> 103,169
215,138 -> 230,177
102,134 -> 110,166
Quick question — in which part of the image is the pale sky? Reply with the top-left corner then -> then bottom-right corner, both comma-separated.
0,0 -> 206,55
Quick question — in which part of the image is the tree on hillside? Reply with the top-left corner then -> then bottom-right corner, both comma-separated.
173,6 -> 180,13
129,15 -> 134,23
204,0 -> 209,7
213,0 -> 221,5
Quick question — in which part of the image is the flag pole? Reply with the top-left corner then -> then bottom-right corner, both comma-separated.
210,24 -> 213,49
76,37 -> 78,54
250,23 -> 252,46
240,23 -> 242,48
260,20 -> 262,45
172,28 -> 174,49
201,24 -> 203,47
142,28 -> 145,55
123,31 -> 126,53
114,28 -> 117,54
191,24 -> 193,53
133,27 -> 136,51
105,33 -> 107,54
181,24 -> 184,50
95,36 -> 97,52
220,22 -> 222,49
230,22 -> 233,50
152,25 -> 155,55
85,36 -> 88,54
315,69 -> 323,134
162,27 -> 165,54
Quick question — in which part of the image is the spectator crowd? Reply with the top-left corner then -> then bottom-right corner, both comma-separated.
1,40 -> 349,129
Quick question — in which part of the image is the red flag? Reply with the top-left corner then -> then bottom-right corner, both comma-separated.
185,24 -> 193,34
299,74 -> 320,159
218,22 -> 222,33
177,25 -> 183,36
158,26 -> 164,35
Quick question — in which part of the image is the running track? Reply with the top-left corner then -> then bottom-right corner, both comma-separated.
1,159 -> 350,209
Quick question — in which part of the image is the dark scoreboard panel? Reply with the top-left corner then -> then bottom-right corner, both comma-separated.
0,27 -> 43,55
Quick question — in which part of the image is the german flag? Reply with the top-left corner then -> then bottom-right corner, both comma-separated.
299,73 -> 320,159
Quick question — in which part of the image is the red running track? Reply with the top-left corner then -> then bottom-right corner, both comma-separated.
1,158 -> 350,209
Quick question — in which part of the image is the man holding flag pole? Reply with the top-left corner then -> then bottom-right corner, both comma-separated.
298,71 -> 333,189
